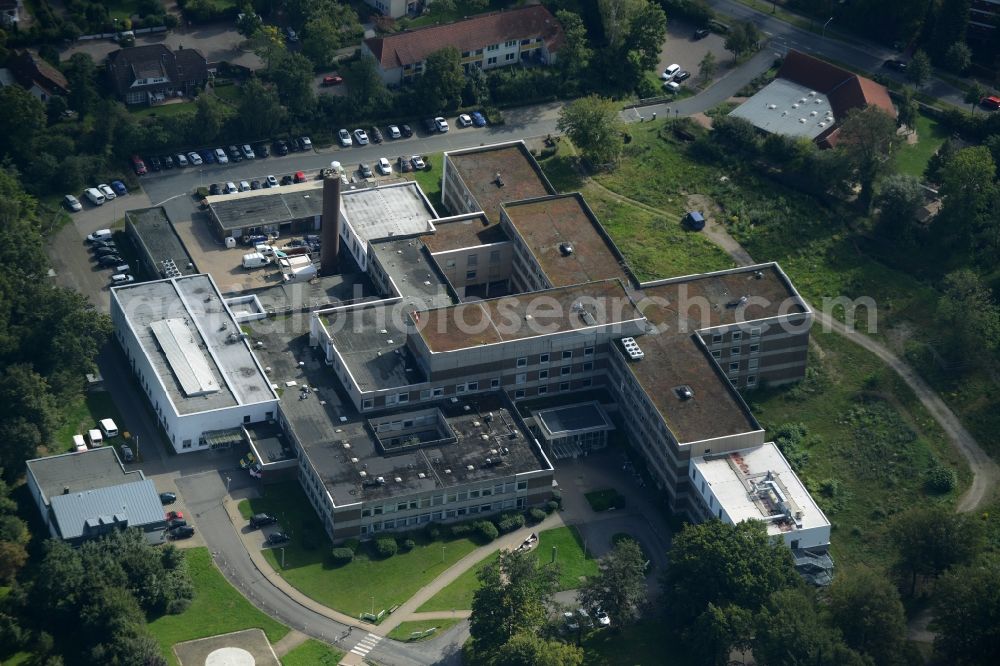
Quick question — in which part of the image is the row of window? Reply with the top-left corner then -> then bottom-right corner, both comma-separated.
361,480 -> 529,517
516,348 -> 593,368
711,343 -> 760,359
360,497 -> 525,534
514,377 -> 593,399
710,328 -> 761,344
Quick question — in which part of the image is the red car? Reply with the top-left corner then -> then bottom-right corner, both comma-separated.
166,511 -> 184,521
322,74 -> 344,86
294,170 -> 306,183
981,95 -> 1000,110
131,155 -> 148,175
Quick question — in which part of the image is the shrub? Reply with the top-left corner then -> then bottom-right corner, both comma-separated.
331,547 -> 355,564
449,523 -> 473,538
475,520 -> 498,543
527,508 -> 547,524
925,465 -> 957,494
400,538 -> 416,552
374,536 -> 398,558
545,500 -> 560,514
497,513 -> 525,534
343,538 -> 360,553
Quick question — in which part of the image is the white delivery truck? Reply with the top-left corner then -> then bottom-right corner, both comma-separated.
99,418 -> 119,438
242,252 -> 271,269
87,429 -> 104,448
72,434 -> 88,452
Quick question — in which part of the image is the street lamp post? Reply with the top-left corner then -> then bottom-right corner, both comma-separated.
371,595 -> 375,616
823,17 -> 834,39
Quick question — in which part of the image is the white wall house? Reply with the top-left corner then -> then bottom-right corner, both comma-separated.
111,274 -> 279,454
363,0 -> 429,19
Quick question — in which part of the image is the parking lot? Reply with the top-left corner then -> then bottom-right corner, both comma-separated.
657,17 -> 732,87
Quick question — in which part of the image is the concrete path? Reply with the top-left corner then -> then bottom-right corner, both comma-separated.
404,611 -> 472,621
270,629 -> 310,657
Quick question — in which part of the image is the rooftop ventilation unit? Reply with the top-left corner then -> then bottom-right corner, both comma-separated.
559,242 -> 574,256
767,103 -> 777,110
394,476 -> 402,483
620,336 -> 644,360
418,472 -> 426,479
727,296 -> 749,308
494,171 -> 504,188
467,464 -> 475,471
376,476 -> 386,484
674,385 -> 695,400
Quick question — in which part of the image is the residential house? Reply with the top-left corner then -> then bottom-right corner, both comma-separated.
106,44 -> 208,105
364,0 -> 430,19
362,5 -> 564,85
0,0 -> 20,27
8,49 -> 69,102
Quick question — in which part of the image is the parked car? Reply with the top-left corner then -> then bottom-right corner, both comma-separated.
167,518 -> 187,529
577,608 -> 593,628
238,180 -> 251,192
471,111 -> 487,127
98,255 -> 125,267
95,247 -> 120,258
110,273 -> 134,285
423,117 -> 438,133
322,74 -> 344,86
166,510 -> 184,521
981,95 -> 1000,110
457,113 -> 473,128
120,445 -> 134,462
170,525 -> 195,539
111,180 -> 128,196
410,155 -> 425,170
228,145 -> 243,162
200,149 -> 216,164
84,188 -> 106,205
281,174 -> 294,185
435,116 -> 449,132
693,27 -> 710,39
883,59 -> 908,72
267,532 -> 290,545
683,210 -> 706,230
274,139 -> 290,156
209,183 -> 222,195
241,144 -> 256,160
400,123 -> 413,137
369,127 -> 383,143
148,155 -> 162,171
161,155 -> 175,170
359,163 -> 373,178
251,179 -> 262,190
159,492 -> 177,505
563,611 -> 579,632
90,239 -> 115,249
98,183 -> 116,200
249,513 -> 278,528
284,26 -> 298,42
398,156 -> 412,173
387,124 -> 402,139
377,157 -> 392,175
175,153 -> 189,167
294,170 -> 307,183
266,175 -> 278,188
338,129 -> 353,147
298,136 -> 312,150
63,194 -> 82,212
353,128 -> 369,145
187,151 -> 203,166
595,608 -> 611,627
673,70 -> 691,82
664,80 -> 681,92
255,142 -> 270,158
131,155 -> 147,175
661,63 -> 681,80
87,228 -> 112,243
224,181 -> 238,194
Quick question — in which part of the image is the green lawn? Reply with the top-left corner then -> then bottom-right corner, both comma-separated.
53,390 -> 123,452
147,548 -> 288,666
280,639 -> 344,665
417,526 -> 598,611
895,112 -> 949,178
404,0 -> 512,28
212,83 -> 242,105
130,101 -> 197,118
387,618 -> 461,642
237,483 -> 480,618
404,153 -> 443,212
583,618 -> 698,666
584,488 -> 625,512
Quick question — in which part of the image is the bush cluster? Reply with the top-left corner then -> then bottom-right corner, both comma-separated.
374,536 -> 398,558
497,512 -> 525,534
331,547 -> 355,564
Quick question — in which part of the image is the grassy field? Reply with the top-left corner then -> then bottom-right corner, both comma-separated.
131,101 -> 196,118
147,548 -> 288,666
387,618 -> 461,642
403,152 -> 443,211
53,390 -> 124,453
237,484 -> 480,618
280,639 -> 344,665
417,526 -> 597,612
895,112 -> 949,178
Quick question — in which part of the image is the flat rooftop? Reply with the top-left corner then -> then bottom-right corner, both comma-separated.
421,213 -> 510,254
417,279 -> 644,353
50,478 -> 165,540
369,238 -> 456,310
535,401 -> 613,438
126,206 -> 198,277
446,142 -> 556,222
27,448 -> 141,503
729,79 -> 834,140
207,181 -> 326,231
295,393 -> 552,505
502,194 -> 632,288
693,443 -> 829,535
341,181 -> 437,243
112,274 -> 278,414
323,303 -> 426,391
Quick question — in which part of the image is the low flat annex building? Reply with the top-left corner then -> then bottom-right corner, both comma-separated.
26,448 -> 166,545
111,274 -> 279,453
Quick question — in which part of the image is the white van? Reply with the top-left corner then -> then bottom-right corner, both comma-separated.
243,252 -> 270,269
87,229 -> 112,243
100,418 -> 119,438
84,188 -> 106,206
87,429 -> 104,447
72,434 -> 87,452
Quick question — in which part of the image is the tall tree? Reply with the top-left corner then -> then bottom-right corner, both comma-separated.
754,588 -> 868,666
579,537 -> 647,627
193,95 -> 222,143
270,51 -> 316,113
944,41 -> 972,73
889,505 -> 985,596
907,49 -> 932,87
236,3 -> 263,37
251,24 -> 286,70
469,549 -> 559,655
418,47 -> 465,113
699,51 -> 717,84
492,632 -> 584,666
555,10 -> 592,91
63,52 -> 98,117
965,82 -> 987,113
597,0 -> 666,90
0,365 -> 58,480
929,0 -> 972,61
896,86 -> 918,130
692,603 -> 754,665
0,86 -> 45,163
937,270 -> 1000,363
932,555 -> 1000,665
345,54 -> 391,116
835,105 -> 900,212
875,173 -> 925,240
556,95 -> 624,166
302,14 -> 347,69
724,21 -> 761,61
661,520 -> 798,630
828,567 -> 908,665
237,77 -> 285,138
937,145 -> 998,253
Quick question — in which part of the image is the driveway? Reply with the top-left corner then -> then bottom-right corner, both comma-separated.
657,16 -> 731,84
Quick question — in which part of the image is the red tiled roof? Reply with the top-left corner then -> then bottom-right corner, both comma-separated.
365,5 -> 564,70
11,50 -> 69,95
778,50 -> 895,119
